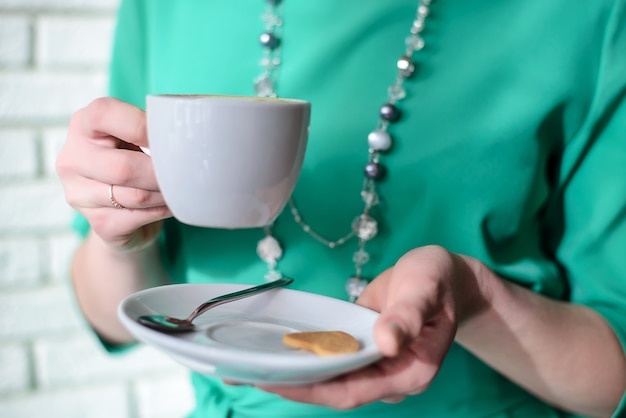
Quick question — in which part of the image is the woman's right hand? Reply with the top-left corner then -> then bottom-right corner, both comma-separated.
56,97 -> 172,251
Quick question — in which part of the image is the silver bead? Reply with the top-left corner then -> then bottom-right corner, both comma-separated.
367,129 -> 392,152
259,32 -> 280,49
397,55 -> 415,78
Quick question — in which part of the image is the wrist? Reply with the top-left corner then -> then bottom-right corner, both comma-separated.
84,229 -> 169,287
453,254 -> 497,328
87,229 -> 161,268
92,221 -> 163,256
454,255 -> 515,345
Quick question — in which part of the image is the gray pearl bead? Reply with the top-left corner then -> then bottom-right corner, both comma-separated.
259,32 -> 280,49
380,103 -> 400,122
364,162 -> 386,180
367,129 -> 392,152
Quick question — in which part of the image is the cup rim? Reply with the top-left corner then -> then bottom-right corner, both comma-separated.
146,94 -> 309,105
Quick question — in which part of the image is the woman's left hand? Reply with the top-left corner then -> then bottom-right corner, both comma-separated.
257,245 -> 489,408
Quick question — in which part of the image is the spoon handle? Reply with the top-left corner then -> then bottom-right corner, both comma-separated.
186,277 -> 293,321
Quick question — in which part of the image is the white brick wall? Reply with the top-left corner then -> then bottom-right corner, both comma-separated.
0,2 -> 194,417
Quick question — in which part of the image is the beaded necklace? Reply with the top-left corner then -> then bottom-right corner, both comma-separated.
254,0 -> 435,301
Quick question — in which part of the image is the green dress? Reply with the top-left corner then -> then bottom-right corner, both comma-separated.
79,0 -> 626,416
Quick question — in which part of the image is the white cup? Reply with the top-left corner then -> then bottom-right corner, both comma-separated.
146,94 -> 311,228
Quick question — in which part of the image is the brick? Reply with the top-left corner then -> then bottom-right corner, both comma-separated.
0,129 -> 38,179
0,180 -> 74,233
36,16 -> 115,68
47,232 -> 80,284
0,238 -> 42,287
0,0 -> 119,11
42,126 -> 68,177
0,71 -> 108,123
0,344 -> 31,394
0,285 -> 83,340
134,372 -> 195,418
34,333 -> 186,388
0,384 -> 129,418
0,16 -> 31,67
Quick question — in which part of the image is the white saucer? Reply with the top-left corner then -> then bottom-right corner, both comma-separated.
118,283 -> 382,385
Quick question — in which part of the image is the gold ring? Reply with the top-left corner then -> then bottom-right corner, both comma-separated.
108,184 -> 125,209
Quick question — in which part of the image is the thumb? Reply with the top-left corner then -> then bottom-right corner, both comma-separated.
374,299 -> 426,357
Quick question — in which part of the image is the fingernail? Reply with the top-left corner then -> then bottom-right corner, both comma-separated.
386,321 -> 404,340
380,321 -> 405,355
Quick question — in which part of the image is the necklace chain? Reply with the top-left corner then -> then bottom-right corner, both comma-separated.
255,0 -> 435,301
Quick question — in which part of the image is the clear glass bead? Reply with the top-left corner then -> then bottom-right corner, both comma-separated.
261,12 -> 282,29
345,277 -> 368,300
361,190 -> 379,207
410,18 -> 424,34
257,235 -> 283,263
388,84 -> 406,102
352,249 -> 370,265
352,214 -> 378,240
264,269 -> 283,282
254,75 -> 275,97
405,34 -> 425,52
418,5 -> 429,17
259,56 -> 280,72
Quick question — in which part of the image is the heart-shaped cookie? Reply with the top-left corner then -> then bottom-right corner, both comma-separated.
283,331 -> 360,356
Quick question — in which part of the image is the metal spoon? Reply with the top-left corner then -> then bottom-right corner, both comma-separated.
138,277 -> 293,333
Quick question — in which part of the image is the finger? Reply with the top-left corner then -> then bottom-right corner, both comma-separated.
78,145 -> 159,190
259,354 -> 425,409
373,319 -> 407,357
373,273 -> 437,356
381,395 -> 407,404
356,266 -> 426,357
259,364 -> 397,409
78,97 -> 147,148
222,380 -> 248,386
63,176 -> 166,210
372,247 -> 457,357
82,206 -> 172,249
355,267 -> 393,311
105,183 -> 168,210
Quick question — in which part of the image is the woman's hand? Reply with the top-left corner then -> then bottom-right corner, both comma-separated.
258,245 -> 489,409
56,97 -> 172,251
260,244 -> 625,416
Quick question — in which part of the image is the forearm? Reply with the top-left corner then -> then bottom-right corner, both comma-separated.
455,257 -> 626,418
72,230 -> 170,345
